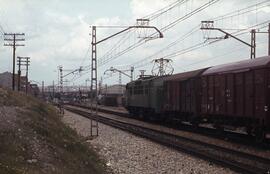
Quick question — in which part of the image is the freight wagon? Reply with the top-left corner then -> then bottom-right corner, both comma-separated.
125,56 -> 270,140
201,56 -> 270,139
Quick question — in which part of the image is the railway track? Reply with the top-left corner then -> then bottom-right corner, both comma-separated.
65,105 -> 270,174
68,103 -> 270,148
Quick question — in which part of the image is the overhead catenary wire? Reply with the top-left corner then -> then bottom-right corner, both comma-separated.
71,0 -> 270,85
0,22 -> 5,38
98,0 -> 220,67
66,25 -> 269,85
210,0 -> 270,22
159,0 -> 220,33
176,40 -> 268,70
98,0 -> 190,66
79,46 -> 91,68
208,20 -> 270,45
162,21 -> 270,60
137,39 -> 268,74
134,20 -> 270,69
142,0 -> 187,21
131,0 -> 270,70
131,24 -> 201,68
98,29 -> 136,65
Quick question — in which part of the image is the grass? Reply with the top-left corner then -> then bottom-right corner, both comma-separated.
0,89 -> 108,174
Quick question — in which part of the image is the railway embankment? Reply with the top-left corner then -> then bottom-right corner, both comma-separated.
0,88 -> 108,174
63,109 -> 237,174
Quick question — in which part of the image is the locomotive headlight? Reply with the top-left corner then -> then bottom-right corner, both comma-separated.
264,106 -> 268,112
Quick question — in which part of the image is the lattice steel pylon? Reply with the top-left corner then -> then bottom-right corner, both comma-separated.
58,66 -> 63,94
89,23 -> 163,138
90,26 -> 99,137
251,29 -> 256,59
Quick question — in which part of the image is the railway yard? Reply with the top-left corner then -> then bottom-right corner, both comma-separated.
63,104 -> 270,174
63,109 -> 236,174
1,0 -> 270,174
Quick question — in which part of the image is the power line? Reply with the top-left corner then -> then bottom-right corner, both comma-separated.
131,24 -> 201,68
0,20 -> 5,34
160,0 -> 220,33
97,0 -> 219,67
131,1 -> 270,70
210,0 -> 270,22
79,46 -> 90,67
178,40 -> 268,70
17,56 -> 30,92
99,29 -> 135,64
142,0 -> 187,21
98,0 -> 182,64
4,33 -> 25,90
134,20 -> 270,69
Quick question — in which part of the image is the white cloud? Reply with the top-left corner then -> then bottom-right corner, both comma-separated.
130,0 -> 172,19
0,0 -> 269,85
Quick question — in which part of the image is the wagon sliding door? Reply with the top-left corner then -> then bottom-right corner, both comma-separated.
225,74 -> 235,116
201,76 -> 208,114
214,75 -> 226,115
254,69 -> 266,119
235,73 -> 244,117
267,69 -> 270,124
180,82 -> 186,113
244,71 -> 254,117
208,76 -> 215,114
185,80 -> 192,113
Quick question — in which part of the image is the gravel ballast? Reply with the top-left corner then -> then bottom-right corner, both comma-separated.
68,105 -> 270,160
63,110 -> 237,174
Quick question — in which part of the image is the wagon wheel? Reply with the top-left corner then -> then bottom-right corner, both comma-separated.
138,109 -> 145,120
191,117 -> 200,129
214,121 -> 224,134
246,126 -> 253,137
129,110 -> 135,118
255,127 -> 266,143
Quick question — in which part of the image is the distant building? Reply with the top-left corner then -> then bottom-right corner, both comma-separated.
29,84 -> 40,97
99,84 -> 126,106
0,72 -> 13,89
0,71 -> 28,91
100,84 -> 126,96
0,71 -> 39,96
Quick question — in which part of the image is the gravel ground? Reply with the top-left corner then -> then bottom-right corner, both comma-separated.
67,105 -> 270,160
62,110 -> 237,174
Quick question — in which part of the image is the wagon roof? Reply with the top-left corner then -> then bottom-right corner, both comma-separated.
164,68 -> 208,81
202,56 -> 270,75
127,75 -> 163,85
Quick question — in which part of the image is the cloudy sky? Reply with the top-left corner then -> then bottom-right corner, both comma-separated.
0,0 -> 269,87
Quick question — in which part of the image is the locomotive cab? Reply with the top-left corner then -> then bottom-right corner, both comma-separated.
126,76 -> 165,118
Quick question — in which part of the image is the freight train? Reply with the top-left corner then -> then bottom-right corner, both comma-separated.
125,56 -> 270,141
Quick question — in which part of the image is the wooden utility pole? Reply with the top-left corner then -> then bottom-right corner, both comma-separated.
52,80 -> 55,99
42,81 -> 44,99
17,56 -> 30,93
25,58 -> 30,94
17,57 -> 22,91
4,33 -> 25,91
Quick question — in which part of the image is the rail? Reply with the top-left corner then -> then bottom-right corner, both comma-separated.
65,105 -> 270,174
